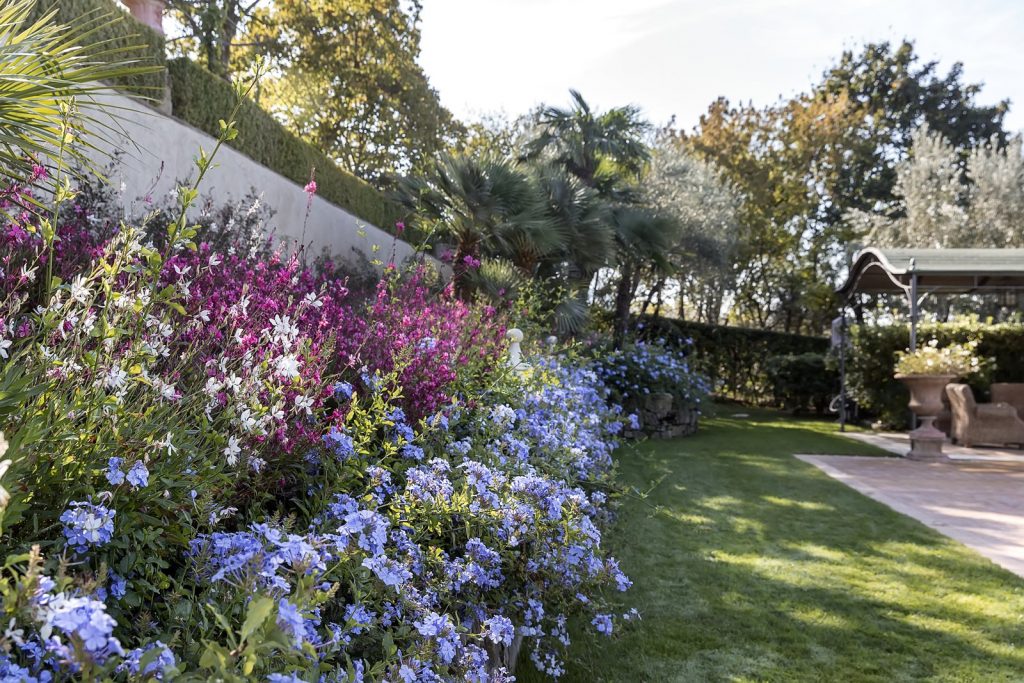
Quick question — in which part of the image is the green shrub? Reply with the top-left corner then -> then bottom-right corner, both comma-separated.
167,58 -> 406,232
637,316 -> 830,405
847,319 -> 1022,427
28,0 -> 166,97
764,352 -> 836,415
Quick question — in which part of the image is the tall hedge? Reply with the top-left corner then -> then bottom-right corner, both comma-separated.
848,320 -> 1024,427
167,59 -> 405,232
637,316 -> 831,405
28,0 -> 166,97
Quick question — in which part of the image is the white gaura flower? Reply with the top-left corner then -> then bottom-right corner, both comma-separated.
70,276 -> 90,304
0,339 -> 11,359
224,374 -> 241,393
82,310 -> 97,335
239,408 -> 259,432
223,436 -> 241,466
19,264 -> 37,282
204,377 -> 222,397
270,403 -> 285,421
294,394 -> 313,415
173,264 -> 192,277
194,310 -> 211,323
302,292 -> 322,308
275,355 -> 301,379
104,367 -> 128,390
270,315 -> 298,344
233,328 -> 245,344
156,432 -> 177,455
208,253 -> 223,267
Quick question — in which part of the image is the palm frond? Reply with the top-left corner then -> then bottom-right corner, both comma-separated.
0,0 -> 162,183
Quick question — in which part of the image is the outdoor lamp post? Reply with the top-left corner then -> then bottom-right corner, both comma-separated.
120,0 -> 165,34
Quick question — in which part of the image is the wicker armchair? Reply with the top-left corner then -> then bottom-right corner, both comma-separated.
946,384 -> 1024,448
991,383 -> 1024,420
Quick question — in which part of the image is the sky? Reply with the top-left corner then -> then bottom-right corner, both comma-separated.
418,0 -> 1024,133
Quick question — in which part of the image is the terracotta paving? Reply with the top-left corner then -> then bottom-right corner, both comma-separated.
797,453 -> 1024,578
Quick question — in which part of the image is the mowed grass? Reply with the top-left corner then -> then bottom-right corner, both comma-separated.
522,407 -> 1024,682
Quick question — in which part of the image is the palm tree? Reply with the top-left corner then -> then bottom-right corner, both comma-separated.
396,153 -> 564,297
522,89 -> 651,197
525,90 -> 670,343
0,0 -> 161,184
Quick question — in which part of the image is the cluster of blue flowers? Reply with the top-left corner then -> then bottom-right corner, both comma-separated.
592,339 -> 710,410
2,354 -> 634,681
59,501 -> 115,554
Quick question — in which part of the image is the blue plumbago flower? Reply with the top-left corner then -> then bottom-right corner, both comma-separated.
119,640 -> 176,679
413,612 -> 459,664
386,407 -> 406,424
104,457 -> 125,485
126,460 -> 149,488
323,427 -> 355,460
267,673 -> 306,683
429,412 -> 449,431
344,603 -> 376,635
362,555 -> 411,589
332,381 -> 354,400
483,615 -> 515,646
0,655 -> 43,683
277,599 -> 306,649
400,444 -> 424,461
404,460 -> 453,504
392,422 -> 414,443
108,572 -> 127,600
39,592 -> 124,662
60,501 -> 115,553
329,508 -> 389,557
448,438 -> 472,457
592,613 -> 613,636
366,466 -> 395,502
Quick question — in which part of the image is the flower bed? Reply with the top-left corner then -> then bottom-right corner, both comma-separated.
0,180 -> 635,680
591,339 -> 709,439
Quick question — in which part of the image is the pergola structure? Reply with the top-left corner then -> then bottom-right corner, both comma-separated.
834,247 -> 1024,429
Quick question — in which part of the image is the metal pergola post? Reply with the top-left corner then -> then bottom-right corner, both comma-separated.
838,306 -> 847,432
908,259 -> 918,352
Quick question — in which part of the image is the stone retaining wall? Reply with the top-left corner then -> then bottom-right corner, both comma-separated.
624,392 -> 700,439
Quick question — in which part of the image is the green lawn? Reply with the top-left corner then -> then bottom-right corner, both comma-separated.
525,407 -> 1024,681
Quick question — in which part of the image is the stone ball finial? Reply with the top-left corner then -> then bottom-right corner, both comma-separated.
506,328 -> 524,343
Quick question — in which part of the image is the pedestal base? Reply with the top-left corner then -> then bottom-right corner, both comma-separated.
907,424 -> 948,461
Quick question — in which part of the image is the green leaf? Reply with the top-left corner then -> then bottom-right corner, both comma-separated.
240,595 -> 275,643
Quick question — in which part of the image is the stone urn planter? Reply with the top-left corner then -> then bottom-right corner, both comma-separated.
896,374 -> 956,460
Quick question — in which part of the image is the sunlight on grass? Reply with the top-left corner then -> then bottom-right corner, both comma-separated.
520,410 -> 1024,682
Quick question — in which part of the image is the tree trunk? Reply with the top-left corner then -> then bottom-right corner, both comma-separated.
613,265 -> 634,348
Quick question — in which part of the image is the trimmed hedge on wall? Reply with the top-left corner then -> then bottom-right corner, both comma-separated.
168,59 -> 405,231
848,320 -> 1024,427
29,0 -> 166,97
637,316 -> 831,406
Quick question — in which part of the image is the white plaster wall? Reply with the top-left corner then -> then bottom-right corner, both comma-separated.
82,89 -> 426,270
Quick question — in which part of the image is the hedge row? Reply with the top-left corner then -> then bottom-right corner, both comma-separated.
637,316 -> 831,406
28,0 -> 166,97
31,2 -> 406,233
167,58 -> 406,231
848,320 -> 1024,427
